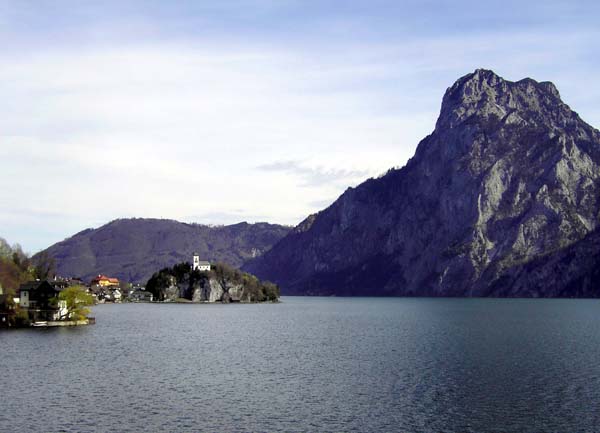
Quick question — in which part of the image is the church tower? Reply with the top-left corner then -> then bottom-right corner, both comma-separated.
192,252 -> 200,271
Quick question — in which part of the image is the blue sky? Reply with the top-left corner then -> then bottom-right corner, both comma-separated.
1,0 -> 599,253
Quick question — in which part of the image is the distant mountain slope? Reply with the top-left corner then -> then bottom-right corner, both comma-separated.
244,69 -> 600,297
38,219 -> 290,283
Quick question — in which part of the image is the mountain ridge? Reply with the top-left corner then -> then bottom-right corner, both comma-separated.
37,218 -> 291,284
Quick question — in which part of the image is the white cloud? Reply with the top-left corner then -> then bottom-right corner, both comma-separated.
257,160 -> 370,187
0,43 -> 427,251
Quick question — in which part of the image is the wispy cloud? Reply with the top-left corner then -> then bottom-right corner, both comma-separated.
257,160 -> 369,187
183,211 -> 273,226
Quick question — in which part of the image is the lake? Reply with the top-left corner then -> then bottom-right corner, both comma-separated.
2,297 -> 600,432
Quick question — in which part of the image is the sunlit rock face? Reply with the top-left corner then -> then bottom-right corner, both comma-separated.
245,69 -> 600,297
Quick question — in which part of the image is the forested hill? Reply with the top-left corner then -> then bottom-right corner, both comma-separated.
36,218 -> 290,284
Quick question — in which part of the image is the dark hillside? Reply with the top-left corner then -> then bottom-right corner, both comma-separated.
37,218 -> 290,283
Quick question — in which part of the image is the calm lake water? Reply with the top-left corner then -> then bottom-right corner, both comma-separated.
2,297 -> 600,433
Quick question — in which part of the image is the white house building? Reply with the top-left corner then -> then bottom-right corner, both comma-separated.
192,253 -> 211,272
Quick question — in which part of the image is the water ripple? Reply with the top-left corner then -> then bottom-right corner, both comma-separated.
2,298 -> 600,432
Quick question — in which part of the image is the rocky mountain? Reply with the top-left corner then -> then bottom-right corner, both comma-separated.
38,218 -> 290,284
244,69 -> 600,297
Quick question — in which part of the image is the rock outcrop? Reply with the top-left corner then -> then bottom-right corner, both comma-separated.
245,69 -> 600,297
146,262 -> 279,302
188,278 -> 245,303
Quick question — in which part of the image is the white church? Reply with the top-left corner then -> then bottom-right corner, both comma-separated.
192,253 -> 211,272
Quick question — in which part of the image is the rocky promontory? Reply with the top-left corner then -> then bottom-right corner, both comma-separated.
145,262 -> 279,303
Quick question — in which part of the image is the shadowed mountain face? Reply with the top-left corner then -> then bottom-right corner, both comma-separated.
244,69 -> 600,296
38,219 -> 290,284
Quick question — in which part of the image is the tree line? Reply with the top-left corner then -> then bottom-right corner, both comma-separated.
0,237 -> 56,295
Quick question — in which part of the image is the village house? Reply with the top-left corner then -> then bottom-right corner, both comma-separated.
110,288 -> 122,302
90,275 -> 120,287
18,280 -> 69,322
90,274 -> 122,303
48,279 -> 70,291
129,288 -> 153,302
90,285 -> 122,303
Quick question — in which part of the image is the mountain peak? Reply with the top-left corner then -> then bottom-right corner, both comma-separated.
465,68 -> 503,82
454,68 -> 504,90
436,69 -> 566,131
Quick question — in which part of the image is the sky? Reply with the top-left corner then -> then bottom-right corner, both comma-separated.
1,0 -> 599,253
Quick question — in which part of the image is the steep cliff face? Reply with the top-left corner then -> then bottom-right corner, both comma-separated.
37,218 -> 290,284
487,227 -> 600,297
162,276 -> 245,302
245,69 -> 600,296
